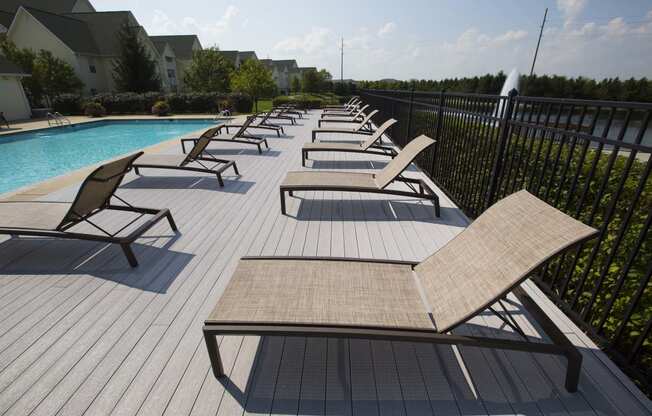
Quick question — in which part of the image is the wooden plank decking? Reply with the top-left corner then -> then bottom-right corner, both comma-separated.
0,111 -> 650,415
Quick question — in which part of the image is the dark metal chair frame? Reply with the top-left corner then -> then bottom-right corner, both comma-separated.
203,240 -> 595,393
134,137 -> 239,187
226,112 -> 284,137
181,120 -> 269,154
0,152 -> 178,267
0,112 -> 9,129
282,137 -> 440,217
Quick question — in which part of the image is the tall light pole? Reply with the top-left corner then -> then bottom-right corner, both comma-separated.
530,7 -> 548,76
340,37 -> 344,83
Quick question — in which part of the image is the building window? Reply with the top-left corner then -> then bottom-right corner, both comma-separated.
90,88 -> 97,95
167,69 -> 176,79
89,64 -> 96,73
165,56 -> 174,63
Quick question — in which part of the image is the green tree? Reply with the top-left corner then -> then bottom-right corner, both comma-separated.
183,47 -> 234,92
0,39 -> 82,105
290,75 -> 301,94
112,23 -> 160,92
33,50 -> 83,104
301,69 -> 320,93
230,59 -> 276,112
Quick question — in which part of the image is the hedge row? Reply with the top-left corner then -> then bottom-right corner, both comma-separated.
53,92 -> 253,115
272,94 -> 341,110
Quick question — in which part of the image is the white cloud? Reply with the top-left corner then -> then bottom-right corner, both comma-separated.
557,0 -> 587,25
149,6 -> 239,44
377,22 -> 397,37
274,27 -> 332,54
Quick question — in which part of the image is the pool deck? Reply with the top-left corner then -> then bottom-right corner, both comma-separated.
0,111 -> 650,416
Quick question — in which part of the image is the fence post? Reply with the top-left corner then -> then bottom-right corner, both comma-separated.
405,86 -> 415,143
485,88 -> 518,210
431,90 -> 446,177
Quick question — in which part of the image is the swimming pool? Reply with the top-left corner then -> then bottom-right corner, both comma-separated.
0,119 -> 219,195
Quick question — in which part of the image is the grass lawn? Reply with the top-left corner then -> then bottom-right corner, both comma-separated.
254,99 -> 273,112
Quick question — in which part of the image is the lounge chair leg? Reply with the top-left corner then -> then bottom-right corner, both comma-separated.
232,162 -> 240,176
281,126 -> 285,134
565,349 -> 582,392
302,151 -> 307,167
181,141 -> 187,154
166,211 -> 178,232
280,189 -> 287,215
204,330 -> 224,378
312,131 -> 316,142
216,174 -> 224,187
134,167 -> 140,175
434,198 -> 441,218
121,244 -> 138,267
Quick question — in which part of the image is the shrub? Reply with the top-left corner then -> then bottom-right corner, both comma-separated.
272,94 -> 335,109
83,101 -> 106,117
228,93 -> 253,113
151,100 -> 170,116
52,94 -> 83,115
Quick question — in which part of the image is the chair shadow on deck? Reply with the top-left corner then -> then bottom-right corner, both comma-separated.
290,197 -> 465,226
204,149 -> 282,157
0,232 -> 191,293
215,320 -> 621,415
122,176 -> 255,194
308,160 -> 390,170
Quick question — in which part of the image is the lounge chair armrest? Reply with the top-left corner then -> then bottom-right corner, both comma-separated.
240,256 -> 420,267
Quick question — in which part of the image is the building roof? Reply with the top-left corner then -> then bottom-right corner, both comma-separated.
0,10 -> 14,29
269,59 -> 298,72
217,50 -> 238,65
0,0 -> 81,14
63,11 -> 135,56
149,35 -> 200,59
0,55 -> 29,76
298,66 -> 317,72
25,7 -> 99,54
237,51 -> 257,62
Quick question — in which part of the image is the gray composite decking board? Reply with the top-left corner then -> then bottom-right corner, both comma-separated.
0,111 -> 649,416
108,145 -> 300,416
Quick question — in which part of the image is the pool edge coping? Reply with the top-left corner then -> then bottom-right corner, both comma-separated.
0,116 -> 243,202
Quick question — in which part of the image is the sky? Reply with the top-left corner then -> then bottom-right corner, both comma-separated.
93,0 -> 652,81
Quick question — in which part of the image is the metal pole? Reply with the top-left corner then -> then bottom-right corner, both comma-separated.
340,37 -> 344,83
530,8 -> 548,76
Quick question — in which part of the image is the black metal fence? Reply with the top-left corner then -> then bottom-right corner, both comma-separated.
361,88 -> 652,393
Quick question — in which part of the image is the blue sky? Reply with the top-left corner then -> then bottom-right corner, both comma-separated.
93,0 -> 652,80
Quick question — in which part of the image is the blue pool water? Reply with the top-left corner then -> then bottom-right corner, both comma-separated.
0,119 -> 219,195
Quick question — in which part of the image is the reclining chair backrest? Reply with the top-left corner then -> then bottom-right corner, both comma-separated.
414,190 -> 598,333
374,134 -> 435,188
232,115 -> 255,138
58,152 -> 143,229
353,110 -> 378,132
360,118 -> 398,150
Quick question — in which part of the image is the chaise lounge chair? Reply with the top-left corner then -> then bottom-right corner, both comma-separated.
281,134 -> 440,216
133,135 -> 239,187
318,106 -> 373,127
225,111 -> 284,136
301,118 -> 398,166
320,104 -> 370,120
0,153 -> 178,267
312,110 -> 378,141
181,120 -> 269,155
203,190 -> 598,392
322,96 -> 360,111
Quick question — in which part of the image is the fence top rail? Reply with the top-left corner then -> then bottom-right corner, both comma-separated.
362,89 -> 652,110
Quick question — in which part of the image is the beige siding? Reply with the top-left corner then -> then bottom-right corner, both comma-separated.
8,9 -> 78,70
0,76 -> 31,120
